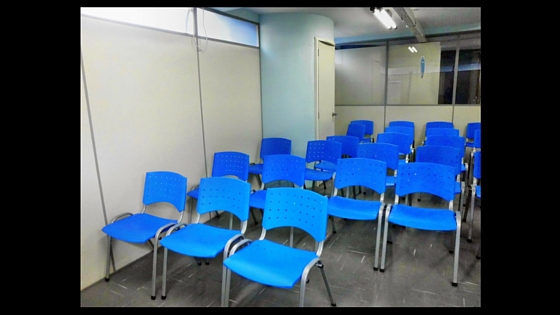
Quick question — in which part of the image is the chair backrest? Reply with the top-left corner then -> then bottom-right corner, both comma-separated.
396,162 -> 456,201
426,121 -> 454,130
389,120 -> 414,129
262,154 -> 306,188
143,171 -> 187,212
474,128 -> 481,149
211,151 -> 250,181
377,132 -> 413,155
196,177 -> 251,222
326,135 -> 360,158
384,126 -> 414,139
357,142 -> 400,171
350,120 -> 374,135
426,127 -> 460,137
305,140 -> 343,165
416,145 -> 463,176
473,151 -> 481,180
260,137 -> 292,160
346,122 -> 366,139
262,188 -> 328,243
424,135 -> 466,151
334,158 -> 387,195
466,122 -> 481,139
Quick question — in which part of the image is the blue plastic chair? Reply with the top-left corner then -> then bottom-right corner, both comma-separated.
304,140 -> 342,190
377,132 -> 414,165
384,125 -> 416,159
250,154 -> 306,225
187,151 -> 249,222
467,150 -> 481,244
416,145 -> 465,213
248,137 -> 291,186
424,135 -> 468,174
159,176 -> 251,299
327,158 -> 387,270
467,128 -> 481,190
350,120 -> 374,143
464,122 -> 481,148
423,121 -> 454,145
357,142 -> 400,189
346,122 -> 366,143
222,188 -> 336,307
325,135 -> 360,159
380,162 -> 461,287
426,127 -> 460,137
389,120 -> 416,149
101,171 -> 187,300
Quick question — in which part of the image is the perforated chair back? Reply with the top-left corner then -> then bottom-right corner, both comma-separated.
396,162 -> 456,201
424,135 -> 466,151
334,158 -> 387,194
326,135 -> 360,158
196,177 -> 251,221
357,142 -> 400,171
350,120 -> 374,136
263,188 -> 329,242
426,121 -> 454,130
466,122 -> 481,140
473,151 -> 481,183
389,120 -> 415,129
143,171 -> 188,212
474,129 -> 481,149
346,122 -> 366,140
305,140 -> 342,166
262,154 -> 306,188
260,137 -> 292,159
385,126 -> 414,139
426,127 -> 460,137
416,145 -> 463,176
211,151 -> 250,181
377,132 -> 413,156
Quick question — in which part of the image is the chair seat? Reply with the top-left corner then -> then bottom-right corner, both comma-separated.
160,224 -> 241,258
386,176 -> 396,187
101,213 -> 176,243
187,188 -> 199,199
465,142 -> 475,148
249,190 -> 267,209
388,204 -> 457,231
305,168 -> 335,181
476,186 -> 481,198
248,163 -> 263,174
314,161 -> 337,172
223,239 -> 318,289
327,196 -> 382,220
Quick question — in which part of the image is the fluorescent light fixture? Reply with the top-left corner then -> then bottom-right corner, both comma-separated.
408,46 -> 418,53
372,7 -> 397,30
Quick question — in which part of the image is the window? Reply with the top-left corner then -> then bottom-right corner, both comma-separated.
81,7 -> 259,47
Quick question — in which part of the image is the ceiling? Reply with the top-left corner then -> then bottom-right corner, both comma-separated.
212,7 -> 481,45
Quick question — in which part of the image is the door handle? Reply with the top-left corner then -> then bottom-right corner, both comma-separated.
332,112 -> 337,117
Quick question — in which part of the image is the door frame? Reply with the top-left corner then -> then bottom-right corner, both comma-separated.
314,37 -> 335,140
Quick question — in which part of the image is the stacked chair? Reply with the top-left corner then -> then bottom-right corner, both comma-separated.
350,120 -> 374,143
248,137 -> 291,187
187,151 -> 249,222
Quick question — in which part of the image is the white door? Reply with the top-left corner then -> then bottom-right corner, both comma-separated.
316,38 -> 335,140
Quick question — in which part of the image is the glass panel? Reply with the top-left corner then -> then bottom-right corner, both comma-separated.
81,7 -> 193,34
387,40 -> 441,104
196,8 -> 259,47
335,43 -> 387,105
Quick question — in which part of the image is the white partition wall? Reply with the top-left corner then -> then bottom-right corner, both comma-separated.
80,16 -> 262,290
198,40 -> 263,190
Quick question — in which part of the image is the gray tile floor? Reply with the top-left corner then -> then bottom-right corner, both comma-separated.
80,180 -> 481,307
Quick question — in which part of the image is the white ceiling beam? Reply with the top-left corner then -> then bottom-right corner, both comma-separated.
391,7 -> 427,43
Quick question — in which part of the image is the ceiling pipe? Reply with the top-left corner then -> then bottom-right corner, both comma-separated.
391,7 -> 427,43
